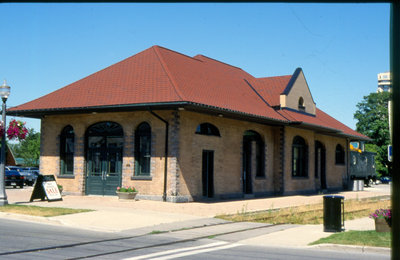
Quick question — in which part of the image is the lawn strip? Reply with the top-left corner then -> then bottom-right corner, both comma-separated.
216,198 -> 391,225
309,230 -> 391,248
0,204 -> 93,217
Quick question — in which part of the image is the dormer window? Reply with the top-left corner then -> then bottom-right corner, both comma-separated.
298,97 -> 305,112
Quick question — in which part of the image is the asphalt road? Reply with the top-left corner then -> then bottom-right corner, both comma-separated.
0,218 -> 390,260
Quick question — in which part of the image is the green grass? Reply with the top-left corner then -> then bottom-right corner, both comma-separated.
0,204 -> 93,217
149,230 -> 167,234
216,198 -> 391,225
310,230 -> 391,248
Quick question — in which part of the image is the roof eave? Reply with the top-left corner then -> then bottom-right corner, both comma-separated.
7,102 -> 191,119
291,121 -> 370,141
7,101 -> 290,127
184,102 -> 288,126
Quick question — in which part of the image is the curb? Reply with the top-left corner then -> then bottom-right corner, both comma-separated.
310,243 -> 391,254
0,211 -> 64,227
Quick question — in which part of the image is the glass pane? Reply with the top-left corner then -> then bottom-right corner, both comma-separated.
88,150 -> 102,176
299,147 -> 304,176
135,126 -> 151,176
108,154 -> 116,175
89,136 -> 105,148
88,122 -> 123,136
66,153 -> 74,173
142,156 -> 151,175
66,137 -> 74,153
140,136 -> 150,155
107,137 -> 124,148
293,148 -> 299,176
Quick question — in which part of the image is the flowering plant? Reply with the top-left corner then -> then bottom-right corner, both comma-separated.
370,208 -> 391,226
0,119 -> 28,140
116,186 -> 137,193
6,119 -> 28,140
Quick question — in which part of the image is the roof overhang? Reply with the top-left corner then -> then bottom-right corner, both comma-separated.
7,101 -> 289,127
290,121 -> 371,141
9,102 -> 368,141
7,102 -> 188,118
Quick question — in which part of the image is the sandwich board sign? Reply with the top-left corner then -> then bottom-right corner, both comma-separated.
30,175 -> 62,202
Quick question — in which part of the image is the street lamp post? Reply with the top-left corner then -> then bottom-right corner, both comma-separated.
0,80 -> 10,206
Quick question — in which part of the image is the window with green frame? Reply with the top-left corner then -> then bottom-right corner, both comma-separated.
60,125 -> 74,175
292,136 -> 308,177
135,122 -> 151,176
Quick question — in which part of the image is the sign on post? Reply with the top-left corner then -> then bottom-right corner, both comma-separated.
30,175 -> 63,202
388,145 -> 393,162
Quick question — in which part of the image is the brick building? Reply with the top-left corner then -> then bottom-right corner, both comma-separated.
9,46 -> 368,202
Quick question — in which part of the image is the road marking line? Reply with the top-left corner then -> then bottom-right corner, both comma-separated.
151,243 -> 242,260
123,241 -> 228,260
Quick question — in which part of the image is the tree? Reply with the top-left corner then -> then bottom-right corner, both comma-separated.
354,91 -> 391,176
11,128 -> 40,167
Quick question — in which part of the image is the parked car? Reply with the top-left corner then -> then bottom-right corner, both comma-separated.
380,176 -> 392,184
20,171 -> 36,186
21,167 -> 41,181
6,166 -> 23,172
31,170 -> 40,177
21,167 -> 39,174
6,166 -> 37,186
5,170 -> 24,188
21,167 -> 40,186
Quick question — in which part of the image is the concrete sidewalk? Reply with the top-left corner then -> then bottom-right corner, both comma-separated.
0,184 -> 391,254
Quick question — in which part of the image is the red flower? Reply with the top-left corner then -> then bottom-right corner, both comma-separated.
6,119 -> 28,141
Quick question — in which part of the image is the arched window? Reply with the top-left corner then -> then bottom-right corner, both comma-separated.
135,122 -> 151,176
195,123 -> 220,137
335,144 -> 345,165
292,136 -> 308,177
60,125 -> 74,175
298,97 -> 305,112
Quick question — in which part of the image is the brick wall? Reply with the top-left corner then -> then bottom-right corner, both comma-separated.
39,109 -> 348,201
283,126 -> 347,194
178,111 -> 277,200
41,110 -> 174,198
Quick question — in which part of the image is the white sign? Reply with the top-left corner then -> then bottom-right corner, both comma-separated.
42,181 -> 62,201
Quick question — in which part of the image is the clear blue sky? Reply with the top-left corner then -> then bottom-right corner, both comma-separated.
0,3 -> 390,133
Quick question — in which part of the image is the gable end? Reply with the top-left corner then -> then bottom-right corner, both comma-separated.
279,68 -> 316,115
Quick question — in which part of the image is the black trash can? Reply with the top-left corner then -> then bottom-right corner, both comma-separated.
323,195 -> 344,232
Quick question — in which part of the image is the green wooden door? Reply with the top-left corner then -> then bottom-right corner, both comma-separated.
86,145 -> 122,195
86,146 -> 105,195
86,122 -> 123,196
103,146 -> 122,195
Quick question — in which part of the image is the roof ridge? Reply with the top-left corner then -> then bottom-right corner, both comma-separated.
152,46 -> 186,101
243,79 -> 271,107
275,109 -> 295,122
193,54 -> 244,71
154,45 -> 203,64
257,75 -> 292,80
